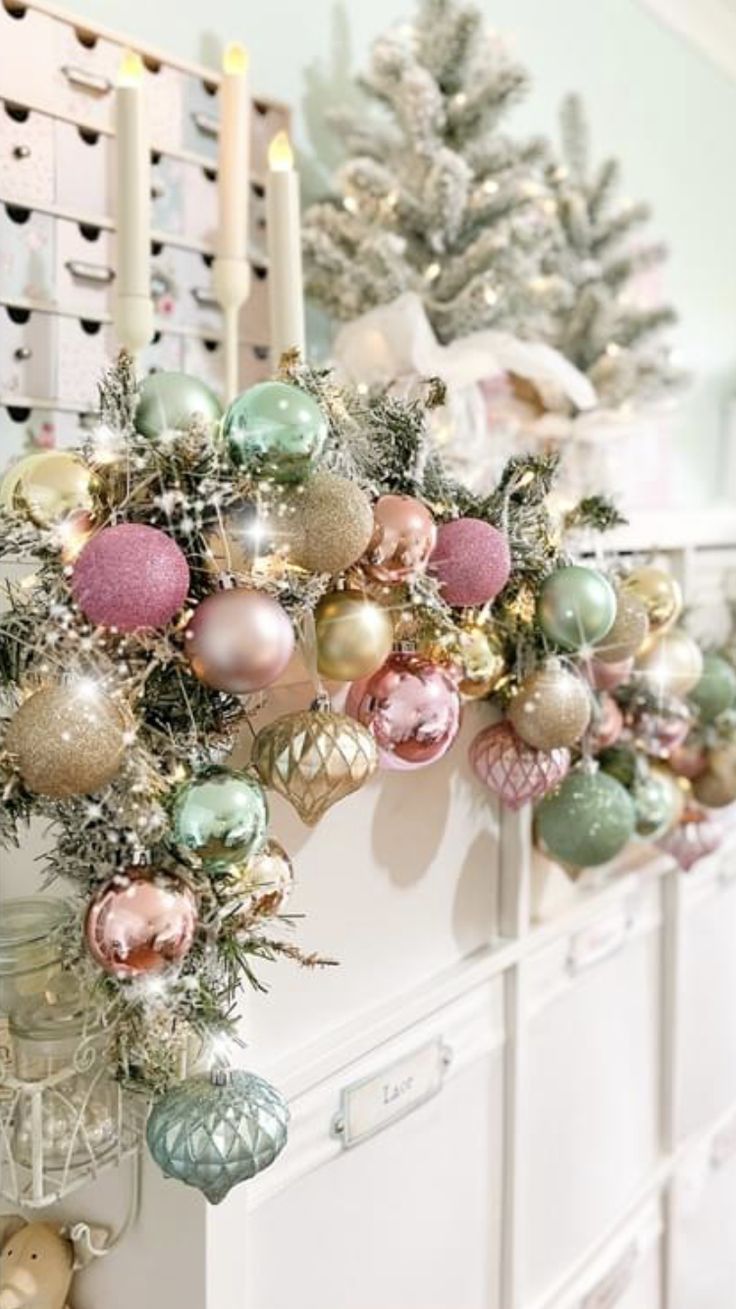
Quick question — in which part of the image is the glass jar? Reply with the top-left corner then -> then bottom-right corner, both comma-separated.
0,898 -> 67,1083
10,990 -> 118,1171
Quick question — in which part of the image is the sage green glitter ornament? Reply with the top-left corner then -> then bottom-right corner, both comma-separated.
146,1068 -> 289,1204
224,380 -> 327,483
135,371 -> 222,438
535,768 -> 635,868
537,565 -> 616,651
688,653 -> 736,724
171,767 -> 268,870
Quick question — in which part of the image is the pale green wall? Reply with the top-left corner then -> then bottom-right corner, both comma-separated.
77,0 -> 736,504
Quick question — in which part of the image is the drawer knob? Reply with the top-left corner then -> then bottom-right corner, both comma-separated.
61,64 -> 113,96
13,346 -> 32,361
191,286 -> 219,309
12,144 -> 31,160
65,259 -> 115,284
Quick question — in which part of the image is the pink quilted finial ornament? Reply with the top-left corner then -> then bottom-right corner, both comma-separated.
656,808 -> 723,871
469,720 -> 570,811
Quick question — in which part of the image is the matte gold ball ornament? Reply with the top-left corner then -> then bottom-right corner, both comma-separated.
286,472 -> 375,575
508,661 -> 591,751
635,629 -> 704,699
314,590 -> 394,682
4,682 -> 128,798
252,706 -> 378,825
7,451 -> 93,526
623,566 -> 682,635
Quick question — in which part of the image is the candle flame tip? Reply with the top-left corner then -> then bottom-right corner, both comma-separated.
269,130 -> 294,171
223,41 -> 249,74
118,49 -> 144,86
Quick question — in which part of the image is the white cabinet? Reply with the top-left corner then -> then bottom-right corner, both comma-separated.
671,1110 -> 736,1309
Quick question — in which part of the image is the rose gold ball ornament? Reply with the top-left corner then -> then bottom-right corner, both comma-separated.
185,589 -> 295,693
85,870 -> 197,978
623,566 -> 682,635
286,472 -> 375,575
5,682 -> 127,798
225,839 -> 294,919
363,494 -> 436,583
508,661 -> 591,751
8,450 -> 93,526
588,693 -> 624,753
347,652 -> 461,770
693,744 -> 736,809
584,655 -> 635,693
669,737 -> 709,781
314,591 -> 394,682
635,629 -> 704,699
594,590 -> 650,663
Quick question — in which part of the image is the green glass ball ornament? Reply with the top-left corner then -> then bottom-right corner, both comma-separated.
224,381 -> 327,484
146,1068 -> 289,1204
537,565 -> 617,651
688,653 -> 736,724
535,768 -> 635,868
135,371 -> 222,438
171,767 -> 268,870
632,768 -> 679,839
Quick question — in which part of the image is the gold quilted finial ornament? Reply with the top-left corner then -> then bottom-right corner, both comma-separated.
251,704 -> 378,825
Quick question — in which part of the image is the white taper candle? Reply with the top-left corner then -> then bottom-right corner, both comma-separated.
214,41 -> 252,402
113,50 -> 153,356
266,131 -> 305,363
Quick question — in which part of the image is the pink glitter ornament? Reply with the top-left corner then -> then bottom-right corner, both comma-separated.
469,720 -> 570,811
657,809 -> 723,871
430,518 -> 511,607
583,655 -> 635,692
185,588 -> 294,693
346,652 -> 460,769
72,522 -> 189,631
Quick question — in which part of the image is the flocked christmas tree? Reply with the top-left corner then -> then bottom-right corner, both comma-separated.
303,0 -> 565,342
542,94 -> 682,409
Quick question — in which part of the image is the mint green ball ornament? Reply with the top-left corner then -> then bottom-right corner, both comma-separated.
171,767 -> 268,870
224,381 -> 327,483
135,371 -> 222,438
633,769 -> 677,839
688,653 -> 736,723
535,769 -> 635,868
538,565 -> 617,651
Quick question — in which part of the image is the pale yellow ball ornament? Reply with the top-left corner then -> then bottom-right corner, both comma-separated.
635,628 -> 703,699
7,450 -> 93,526
623,566 -> 682,635
315,590 -> 394,682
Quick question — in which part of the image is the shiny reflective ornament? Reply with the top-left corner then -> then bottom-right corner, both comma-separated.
454,625 -> 506,700
253,707 -> 378,825
632,768 -> 680,839
363,494 -> 436,583
286,472 -> 375,574
688,652 -> 736,723
657,806 -> 723,870
508,661 -> 591,751
314,590 -> 394,682
588,693 -> 623,752
135,370 -> 222,438
598,743 -> 639,790
429,518 -> 511,607
0,451 -> 50,508
204,502 -> 283,575
635,629 -> 704,699
85,869 -> 197,977
692,744 -> 736,809
594,590 -> 650,663
56,507 -> 96,563
537,565 -> 616,651
668,736 -> 709,781
469,721 -> 570,810
623,566 -> 682,634
535,769 -> 635,868
347,653 -> 461,769
224,380 -> 327,483
584,655 -> 635,693
8,450 -> 92,526
185,589 -> 294,693
225,839 -> 294,918
650,763 -> 686,828
72,522 -> 190,631
5,683 -> 126,798
146,1068 -> 289,1204
171,768 -> 268,870
628,699 -> 693,758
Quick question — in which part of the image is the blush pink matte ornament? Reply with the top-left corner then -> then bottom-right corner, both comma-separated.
656,809 -> 723,871
430,518 -> 511,607
363,494 -> 436,583
583,655 -> 635,692
85,869 -> 197,977
588,694 -> 624,753
72,522 -> 190,631
346,652 -> 461,769
469,720 -> 570,810
184,588 -> 294,693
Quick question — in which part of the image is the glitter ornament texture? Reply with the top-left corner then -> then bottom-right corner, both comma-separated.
535,769 -> 636,868
286,472 -> 375,574
225,839 -> 294,918
135,370 -> 222,439
688,652 -> 736,723
224,380 -> 327,483
469,721 -> 570,810
171,768 -> 269,870
72,522 -> 190,631
347,653 -> 461,769
184,588 -> 294,693
314,590 -> 394,682
85,870 -> 197,978
5,683 -> 127,798
623,566 -> 682,634
635,629 -> 704,699
429,518 -> 511,607
146,1068 -> 289,1204
363,494 -> 437,583
508,661 -> 591,751
9,450 -> 93,526
253,707 -> 379,825
537,565 -> 617,651
594,590 -> 650,663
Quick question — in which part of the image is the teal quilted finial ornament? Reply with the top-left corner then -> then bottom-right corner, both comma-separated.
223,380 -> 327,483
146,1069 -> 289,1204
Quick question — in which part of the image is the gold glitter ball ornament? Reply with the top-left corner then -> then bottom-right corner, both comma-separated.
508,661 -> 592,751
8,450 -> 93,526
252,707 -> 378,825
5,683 -> 127,798
623,566 -> 682,635
314,591 -> 394,682
286,472 -> 374,575
594,590 -> 650,664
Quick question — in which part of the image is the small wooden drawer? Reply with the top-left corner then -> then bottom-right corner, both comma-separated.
0,101 -> 55,208
150,153 -> 218,248
0,2 -> 57,112
55,216 -> 115,315
0,401 -> 84,470
0,304 -> 57,397
51,20 -> 122,132
0,202 -> 55,303
142,60 -> 183,156
56,314 -> 110,409
54,118 -> 110,217
151,242 -> 220,333
181,71 -> 220,161
139,327 -> 185,379
240,259 -> 270,337
239,340 -> 271,388
182,334 -> 224,397
251,99 -> 289,175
